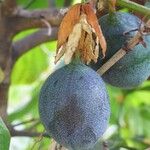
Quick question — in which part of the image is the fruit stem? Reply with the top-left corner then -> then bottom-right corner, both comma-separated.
117,0 -> 150,16
71,52 -> 82,65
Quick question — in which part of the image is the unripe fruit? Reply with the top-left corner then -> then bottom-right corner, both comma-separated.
39,60 -> 110,150
91,12 -> 150,89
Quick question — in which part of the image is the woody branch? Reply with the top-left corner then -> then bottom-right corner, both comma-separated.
13,8 -> 64,32
12,27 -> 58,62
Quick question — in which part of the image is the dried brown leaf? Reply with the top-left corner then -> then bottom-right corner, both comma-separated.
78,30 -> 86,62
79,14 -> 98,63
82,3 -> 107,56
85,34 -> 98,63
64,23 -> 82,64
56,2 -> 107,64
78,29 -> 98,64
77,13 -> 100,64
57,3 -> 81,52
54,45 -> 66,64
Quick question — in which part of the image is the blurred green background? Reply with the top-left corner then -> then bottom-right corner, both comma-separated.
4,0 -> 150,149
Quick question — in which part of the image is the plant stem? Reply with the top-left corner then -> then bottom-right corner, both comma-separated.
117,0 -> 150,16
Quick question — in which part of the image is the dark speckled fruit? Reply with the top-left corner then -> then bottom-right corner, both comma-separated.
91,12 -> 150,89
39,60 -> 110,150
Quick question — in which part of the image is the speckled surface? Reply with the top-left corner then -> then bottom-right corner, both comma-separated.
39,61 -> 110,150
91,12 -> 150,89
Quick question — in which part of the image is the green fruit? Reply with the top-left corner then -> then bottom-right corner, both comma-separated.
39,60 -> 110,150
91,12 -> 150,89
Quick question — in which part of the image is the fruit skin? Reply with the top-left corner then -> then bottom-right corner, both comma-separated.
91,12 -> 150,89
39,60 -> 110,150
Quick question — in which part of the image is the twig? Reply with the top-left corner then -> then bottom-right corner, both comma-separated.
12,118 -> 39,127
12,27 -> 58,62
26,120 -> 40,131
30,132 -> 44,150
14,8 -> 64,31
10,128 -> 50,138
41,18 -> 52,36
97,0 -> 150,16
97,20 -> 150,75
98,50 -> 126,75
117,0 -> 150,16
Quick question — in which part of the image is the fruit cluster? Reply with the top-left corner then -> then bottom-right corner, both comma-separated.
39,12 -> 150,150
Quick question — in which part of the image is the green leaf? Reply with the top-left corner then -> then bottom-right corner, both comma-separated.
16,0 -> 49,9
11,34 -> 56,85
13,29 -> 37,42
11,46 -> 49,85
0,118 -> 10,150
8,82 -> 41,122
107,85 -> 122,123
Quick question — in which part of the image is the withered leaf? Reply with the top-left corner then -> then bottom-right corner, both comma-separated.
64,23 -> 82,64
55,45 -> 66,64
82,3 -> 107,57
78,19 -> 99,64
85,34 -> 96,64
55,2 -> 107,64
57,3 -> 81,52
78,30 -> 86,60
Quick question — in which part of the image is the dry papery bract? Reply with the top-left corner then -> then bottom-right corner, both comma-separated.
55,3 -> 106,64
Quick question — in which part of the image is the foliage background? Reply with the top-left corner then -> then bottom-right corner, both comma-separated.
1,0 -> 150,149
